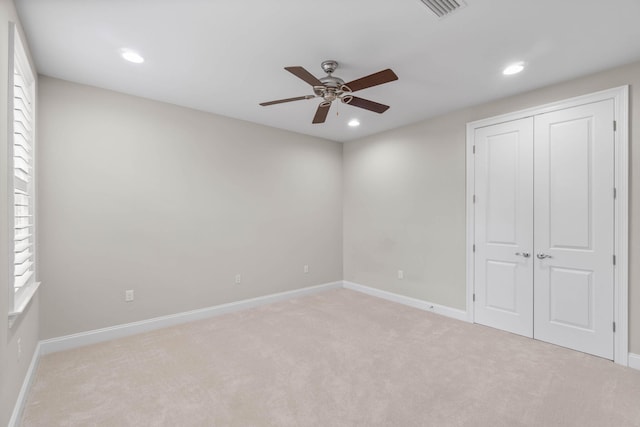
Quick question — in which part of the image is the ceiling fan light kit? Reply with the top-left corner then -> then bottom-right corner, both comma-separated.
260,60 -> 398,124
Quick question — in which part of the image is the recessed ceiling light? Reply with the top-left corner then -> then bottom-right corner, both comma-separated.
348,119 -> 360,127
121,49 -> 144,64
503,62 -> 524,75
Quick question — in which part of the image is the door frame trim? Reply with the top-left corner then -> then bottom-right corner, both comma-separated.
465,86 -> 629,366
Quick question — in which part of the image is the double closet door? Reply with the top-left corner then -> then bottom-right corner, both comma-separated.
473,99 -> 615,360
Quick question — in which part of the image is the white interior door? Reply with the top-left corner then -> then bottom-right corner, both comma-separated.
533,100 -> 615,359
474,118 -> 534,337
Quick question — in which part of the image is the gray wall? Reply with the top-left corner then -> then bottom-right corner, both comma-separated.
0,0 -> 39,424
344,60 -> 640,354
37,76 -> 343,339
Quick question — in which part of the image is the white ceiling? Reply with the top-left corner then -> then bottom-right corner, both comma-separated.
15,0 -> 640,142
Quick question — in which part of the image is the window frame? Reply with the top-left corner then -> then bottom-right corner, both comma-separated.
8,22 -> 39,327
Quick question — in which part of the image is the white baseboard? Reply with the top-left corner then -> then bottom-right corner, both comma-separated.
40,281 -> 342,355
38,280 -> 467,356
629,353 -> 640,371
343,281 -> 468,322
8,342 -> 41,427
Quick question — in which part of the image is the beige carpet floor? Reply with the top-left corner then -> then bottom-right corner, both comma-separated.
21,289 -> 640,426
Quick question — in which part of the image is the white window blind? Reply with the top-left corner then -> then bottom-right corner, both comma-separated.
11,26 -> 37,300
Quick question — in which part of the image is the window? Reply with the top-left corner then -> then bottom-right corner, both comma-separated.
8,23 -> 39,326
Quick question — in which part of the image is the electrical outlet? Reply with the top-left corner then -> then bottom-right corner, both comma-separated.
235,274 -> 241,284
397,270 -> 404,280
17,337 -> 21,361
304,264 -> 309,274
125,289 -> 134,302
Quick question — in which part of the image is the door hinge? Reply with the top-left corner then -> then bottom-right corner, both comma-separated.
613,322 -> 616,333
473,293 -> 476,302
613,120 -> 617,131
473,145 -> 476,154
613,255 -> 616,266
473,195 -> 476,203
614,188 -> 617,199
473,244 -> 476,252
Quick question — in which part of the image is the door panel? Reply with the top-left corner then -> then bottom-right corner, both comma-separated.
548,267 -> 593,329
485,260 -> 518,313
474,118 -> 534,337
548,118 -> 592,249
533,100 -> 614,359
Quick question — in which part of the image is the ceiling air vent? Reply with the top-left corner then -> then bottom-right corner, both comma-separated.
420,0 -> 466,18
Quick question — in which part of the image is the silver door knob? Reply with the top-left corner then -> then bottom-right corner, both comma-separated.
515,252 -> 530,258
536,253 -> 552,259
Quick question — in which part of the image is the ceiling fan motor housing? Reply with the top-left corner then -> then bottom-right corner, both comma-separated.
316,76 -> 348,102
319,75 -> 346,89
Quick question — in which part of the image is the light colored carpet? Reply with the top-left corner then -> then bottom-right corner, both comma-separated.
21,289 -> 640,426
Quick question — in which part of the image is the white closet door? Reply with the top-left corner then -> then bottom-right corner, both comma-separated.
533,100 -> 615,359
474,118 -> 534,337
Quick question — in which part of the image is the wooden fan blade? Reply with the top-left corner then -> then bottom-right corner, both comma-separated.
260,95 -> 313,106
312,103 -> 331,124
344,69 -> 398,93
344,96 -> 390,113
285,66 -> 323,87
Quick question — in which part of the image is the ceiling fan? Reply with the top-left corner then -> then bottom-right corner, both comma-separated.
260,60 -> 398,124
